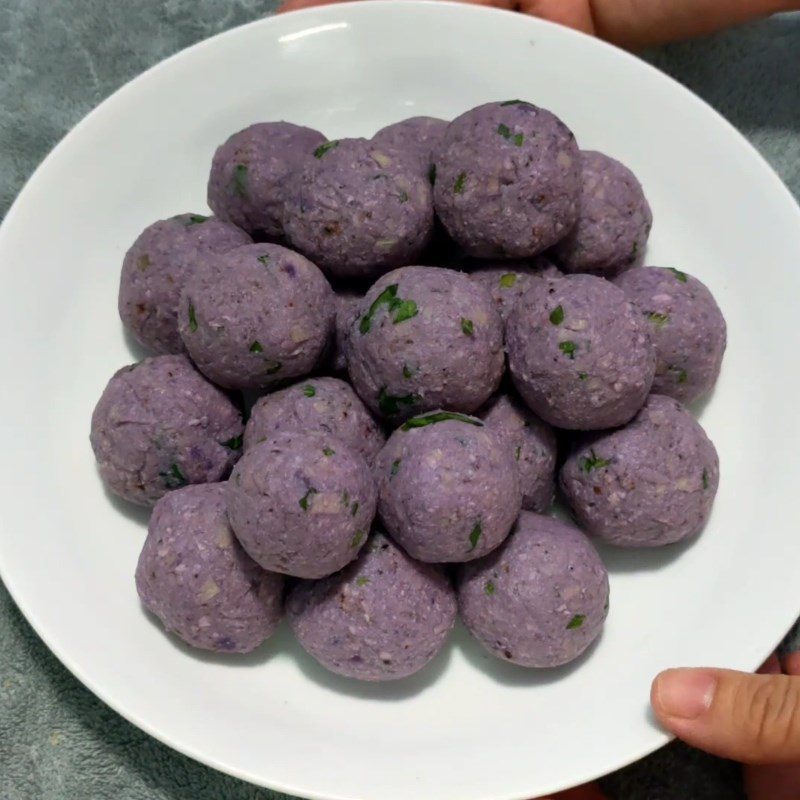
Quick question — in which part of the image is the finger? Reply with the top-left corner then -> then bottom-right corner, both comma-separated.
652,668 -> 800,763
759,653 -> 782,675
277,0 -> 350,13
744,762 -> 800,800
782,652 -> 800,677
516,0 -> 596,36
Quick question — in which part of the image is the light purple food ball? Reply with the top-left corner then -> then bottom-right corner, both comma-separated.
244,377 -> 385,466
226,431 -> 377,579
371,116 -> 448,177
179,243 -> 334,390
506,273 -> 655,430
376,411 -> 522,562
552,150 -> 653,277
347,266 -> 504,422
118,214 -> 251,354
207,121 -> 326,238
283,138 -> 434,280
135,484 -> 283,653
90,355 -> 243,507
560,394 -> 720,547
614,266 -> 727,404
458,512 -> 609,668
480,393 -> 558,513
331,289 -> 361,373
433,101 -> 581,258
287,532 -> 456,681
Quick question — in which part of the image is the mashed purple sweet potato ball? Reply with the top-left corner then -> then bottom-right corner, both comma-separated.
371,116 -> 448,177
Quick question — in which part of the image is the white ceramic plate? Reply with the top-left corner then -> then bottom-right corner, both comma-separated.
1,3 -> 799,798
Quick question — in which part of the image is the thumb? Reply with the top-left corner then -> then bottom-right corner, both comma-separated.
651,667 -> 800,764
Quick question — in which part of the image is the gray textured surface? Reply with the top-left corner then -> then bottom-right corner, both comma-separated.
0,3 -> 798,799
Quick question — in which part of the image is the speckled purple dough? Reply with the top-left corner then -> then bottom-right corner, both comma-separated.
614,267 -> 727,404
552,151 -> 653,277
480,394 -> 557,513
282,138 -> 434,279
90,355 -> 243,507
458,512 -> 609,668
376,412 -> 522,562
506,273 -> 656,430
560,394 -> 720,547
207,121 -> 326,238
135,484 -> 283,653
244,377 -> 385,466
118,214 -> 251,354
371,116 -> 448,176
179,243 -> 334,390
287,532 -> 456,681
331,289 -> 361,372
433,101 -> 580,258
226,431 -> 377,578
347,266 -> 504,421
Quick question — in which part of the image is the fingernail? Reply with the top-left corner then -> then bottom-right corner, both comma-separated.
653,668 -> 716,720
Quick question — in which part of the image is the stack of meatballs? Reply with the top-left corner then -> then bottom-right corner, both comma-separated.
92,100 -> 726,682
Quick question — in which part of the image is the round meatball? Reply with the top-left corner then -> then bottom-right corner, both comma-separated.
458,512 -> 609,668
283,138 -> 434,279
135,484 -> 283,653
552,150 -> 653,277
287,532 -> 456,681
118,214 -> 251,354
207,121 -> 326,238
434,100 -> 580,258
347,266 -> 504,421
244,377 -> 385,466
179,243 -> 334,390
507,273 -> 656,430
560,394 -> 720,547
226,431 -> 377,578
371,116 -> 448,177
614,266 -> 727,404
480,394 -> 557,513
376,412 -> 521,562
330,289 -> 361,372
90,355 -> 243,507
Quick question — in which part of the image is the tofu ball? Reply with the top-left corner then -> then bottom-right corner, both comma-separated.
90,355 -> 243,507
283,138 -> 434,280
135,484 -> 283,653
118,214 -> 251,354
287,532 -> 456,681
347,266 -> 504,422
376,411 -> 521,562
614,266 -> 727,404
560,394 -> 720,547
207,121 -> 326,239
371,116 -> 448,178
506,273 -> 656,430
179,243 -> 334,390
480,393 -> 557,513
552,151 -> 653,277
226,431 -> 377,578
458,512 -> 609,668
244,377 -> 385,466
434,100 -> 580,258
330,288 -> 361,373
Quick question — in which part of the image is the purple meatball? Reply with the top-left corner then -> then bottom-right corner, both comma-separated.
507,274 -> 656,430
560,394 -> 720,547
283,138 -> 434,280
347,267 -> 504,421
434,101 -> 580,259
552,151 -> 653,277
90,355 -> 243,507
331,289 -> 361,372
614,266 -> 727,404
458,512 -> 609,668
118,214 -> 251,354
135,484 -> 283,653
480,394 -> 557,513
244,377 -> 385,466
207,121 -> 326,238
226,431 -> 377,578
376,411 -> 521,562
179,243 -> 334,390
371,116 -> 448,177
287,532 -> 456,681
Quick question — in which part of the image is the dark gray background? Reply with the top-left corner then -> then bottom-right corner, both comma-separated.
1,3 -> 798,798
